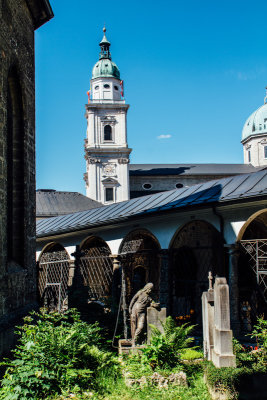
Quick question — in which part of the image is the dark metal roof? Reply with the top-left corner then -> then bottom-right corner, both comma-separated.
129,163 -> 260,176
36,170 -> 267,238
36,190 -> 103,218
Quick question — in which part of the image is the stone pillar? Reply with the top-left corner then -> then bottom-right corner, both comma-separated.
68,246 -> 88,314
68,259 -> 75,287
202,288 -> 214,361
158,249 -> 170,312
110,254 -> 121,272
227,244 -> 240,336
110,254 -> 121,309
211,277 -> 236,367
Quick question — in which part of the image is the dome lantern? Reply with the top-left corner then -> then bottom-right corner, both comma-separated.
91,27 -> 120,80
99,27 -> 111,60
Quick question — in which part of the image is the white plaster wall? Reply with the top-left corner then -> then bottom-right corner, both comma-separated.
243,136 -> 267,167
91,77 -> 121,101
130,175 -> 231,193
36,202 -> 264,257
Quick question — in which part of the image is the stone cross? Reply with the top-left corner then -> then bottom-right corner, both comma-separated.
208,271 -> 213,290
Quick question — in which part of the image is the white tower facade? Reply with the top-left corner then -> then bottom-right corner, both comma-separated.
84,28 -> 131,204
242,89 -> 267,167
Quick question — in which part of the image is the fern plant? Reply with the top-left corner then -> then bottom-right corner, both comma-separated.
141,316 -> 195,369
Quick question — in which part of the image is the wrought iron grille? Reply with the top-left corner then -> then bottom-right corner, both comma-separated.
120,239 -> 144,254
239,239 -> 267,300
79,246 -> 113,302
38,250 -> 70,311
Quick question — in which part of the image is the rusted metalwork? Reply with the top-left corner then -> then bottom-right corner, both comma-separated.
79,246 -> 113,302
38,249 -> 70,311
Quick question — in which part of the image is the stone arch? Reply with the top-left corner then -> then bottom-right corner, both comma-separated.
6,65 -> 25,267
79,236 -> 113,302
169,220 -> 225,329
236,209 -> 267,242
236,209 -> 267,332
38,242 -> 70,311
119,229 -> 161,301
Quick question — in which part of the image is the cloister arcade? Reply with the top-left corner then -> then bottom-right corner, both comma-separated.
36,210 -> 267,336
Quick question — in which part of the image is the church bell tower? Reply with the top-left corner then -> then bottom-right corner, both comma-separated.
84,28 -> 131,204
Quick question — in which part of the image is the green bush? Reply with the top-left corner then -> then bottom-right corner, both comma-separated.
141,317 -> 195,369
0,309 -> 119,399
180,348 -> 203,360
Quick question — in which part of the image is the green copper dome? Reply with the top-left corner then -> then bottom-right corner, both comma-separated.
91,27 -> 120,80
92,59 -> 120,79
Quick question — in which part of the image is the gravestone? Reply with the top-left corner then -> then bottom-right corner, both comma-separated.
202,274 -> 236,368
147,306 -> 166,342
202,272 -> 214,361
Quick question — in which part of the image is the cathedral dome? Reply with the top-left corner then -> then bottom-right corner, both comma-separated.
92,58 -> 120,79
242,101 -> 267,142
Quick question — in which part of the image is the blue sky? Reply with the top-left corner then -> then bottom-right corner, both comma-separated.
36,0 -> 267,193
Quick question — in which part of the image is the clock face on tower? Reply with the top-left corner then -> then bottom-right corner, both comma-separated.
103,164 -> 116,176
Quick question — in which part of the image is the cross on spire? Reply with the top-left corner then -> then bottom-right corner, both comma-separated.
208,271 -> 213,290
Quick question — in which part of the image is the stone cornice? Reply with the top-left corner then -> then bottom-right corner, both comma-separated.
85,103 -> 130,111
241,132 -> 267,144
85,147 -> 132,155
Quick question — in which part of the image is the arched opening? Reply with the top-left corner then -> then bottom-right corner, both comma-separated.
237,210 -> 267,332
38,243 -> 70,311
80,236 -> 113,303
170,220 -> 225,329
119,229 -> 161,301
104,125 -> 112,141
7,66 -> 25,267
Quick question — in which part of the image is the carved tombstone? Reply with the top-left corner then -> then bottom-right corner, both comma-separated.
211,277 -> 236,367
202,286 -> 214,360
147,306 -> 166,343
202,275 -> 236,368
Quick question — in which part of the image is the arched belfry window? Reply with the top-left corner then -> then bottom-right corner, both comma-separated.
104,125 -> 112,141
7,67 -> 25,266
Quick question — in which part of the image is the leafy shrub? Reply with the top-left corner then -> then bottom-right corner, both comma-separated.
250,317 -> 267,355
180,348 -> 203,361
141,317 -> 195,369
0,309 -> 119,399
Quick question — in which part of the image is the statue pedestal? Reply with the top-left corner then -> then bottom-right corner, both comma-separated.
118,339 -> 145,355
147,307 -> 166,343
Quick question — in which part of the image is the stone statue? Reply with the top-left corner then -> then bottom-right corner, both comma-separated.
129,283 -> 159,344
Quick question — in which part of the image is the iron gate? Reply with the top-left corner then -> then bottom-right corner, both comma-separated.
38,250 -> 70,311
79,246 -> 113,302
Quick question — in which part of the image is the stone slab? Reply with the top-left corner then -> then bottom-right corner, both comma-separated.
147,307 -> 166,342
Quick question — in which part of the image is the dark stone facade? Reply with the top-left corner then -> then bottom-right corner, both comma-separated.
0,0 -> 53,354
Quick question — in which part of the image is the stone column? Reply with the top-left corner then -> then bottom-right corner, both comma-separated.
227,244 -> 240,336
158,249 -> 170,313
110,254 -> 121,272
110,254 -> 121,309
68,259 -> 75,287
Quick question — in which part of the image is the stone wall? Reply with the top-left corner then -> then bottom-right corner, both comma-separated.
0,0 -> 37,354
